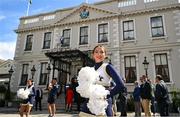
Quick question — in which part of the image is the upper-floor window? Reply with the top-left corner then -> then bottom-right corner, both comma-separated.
25,35 -> 33,51
19,64 -> 29,86
124,56 -> 137,83
123,20 -> 135,40
43,32 -> 51,49
79,26 -> 88,45
154,53 -> 170,82
118,0 -> 137,7
98,23 -> 108,43
61,29 -> 70,47
144,0 -> 158,3
150,16 -> 164,37
39,62 -> 48,85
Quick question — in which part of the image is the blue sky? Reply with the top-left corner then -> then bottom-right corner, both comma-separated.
0,0 -> 103,60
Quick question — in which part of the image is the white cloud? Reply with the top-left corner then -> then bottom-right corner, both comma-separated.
0,42 -> 16,60
0,15 -> 6,21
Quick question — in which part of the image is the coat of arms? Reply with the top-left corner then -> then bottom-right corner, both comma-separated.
80,8 -> 89,19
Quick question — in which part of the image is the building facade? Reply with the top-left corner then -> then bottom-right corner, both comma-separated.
13,0 -> 180,92
0,59 -> 13,84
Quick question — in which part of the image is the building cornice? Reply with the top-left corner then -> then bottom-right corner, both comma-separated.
15,4 -> 180,33
121,4 -> 180,17
120,42 -> 180,51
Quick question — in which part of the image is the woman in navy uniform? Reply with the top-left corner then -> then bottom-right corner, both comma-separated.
19,79 -> 35,117
81,45 -> 125,116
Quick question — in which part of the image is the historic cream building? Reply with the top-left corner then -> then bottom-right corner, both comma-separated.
12,0 -> 180,93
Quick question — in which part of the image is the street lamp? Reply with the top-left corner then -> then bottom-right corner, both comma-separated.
7,66 -> 14,101
143,56 -> 149,77
31,65 -> 36,80
46,64 -> 51,89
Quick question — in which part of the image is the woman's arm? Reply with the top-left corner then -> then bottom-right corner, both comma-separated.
106,64 -> 125,97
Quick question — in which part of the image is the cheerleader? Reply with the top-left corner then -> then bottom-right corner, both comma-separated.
80,45 -> 126,116
19,79 -> 35,117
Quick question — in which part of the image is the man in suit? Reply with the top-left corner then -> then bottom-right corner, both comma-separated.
140,75 -> 152,116
35,87 -> 43,111
155,75 -> 170,116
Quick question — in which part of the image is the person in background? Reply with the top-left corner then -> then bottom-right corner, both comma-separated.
47,78 -> 59,117
133,81 -> 141,117
147,79 -> 156,116
19,79 -> 35,117
65,85 -> 74,112
35,87 -> 43,111
140,75 -> 152,116
154,75 -> 170,116
118,78 -> 127,117
71,77 -> 81,111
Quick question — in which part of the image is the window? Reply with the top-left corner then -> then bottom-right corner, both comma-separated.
151,16 -> 164,37
61,29 -> 70,47
79,26 -> 88,45
118,0 -> 136,7
39,62 -> 48,85
43,32 -> 51,49
144,0 -> 158,3
20,64 -> 29,86
154,53 -> 170,82
124,56 -> 137,83
123,20 -> 134,40
98,23 -> 108,43
25,35 -> 33,51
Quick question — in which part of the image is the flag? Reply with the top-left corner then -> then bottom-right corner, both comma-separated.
60,36 -> 64,44
29,0 -> 32,4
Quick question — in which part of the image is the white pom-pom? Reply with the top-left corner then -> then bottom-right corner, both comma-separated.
76,66 -> 110,115
17,88 -> 30,99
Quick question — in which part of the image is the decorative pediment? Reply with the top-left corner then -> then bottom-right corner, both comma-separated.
55,3 -> 118,24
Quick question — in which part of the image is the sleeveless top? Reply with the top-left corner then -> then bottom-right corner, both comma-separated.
95,63 -> 112,87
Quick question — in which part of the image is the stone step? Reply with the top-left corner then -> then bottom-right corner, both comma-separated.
39,93 -> 77,111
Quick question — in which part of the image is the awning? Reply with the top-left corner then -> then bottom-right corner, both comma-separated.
0,78 -> 9,82
0,74 -> 10,82
45,48 -> 94,66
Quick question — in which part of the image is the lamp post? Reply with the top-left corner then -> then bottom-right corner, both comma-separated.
7,66 -> 14,101
143,56 -> 149,77
31,65 -> 36,80
46,64 -> 51,89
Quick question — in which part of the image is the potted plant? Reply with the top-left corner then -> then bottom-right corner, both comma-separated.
171,88 -> 180,113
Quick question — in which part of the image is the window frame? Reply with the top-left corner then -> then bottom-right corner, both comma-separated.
39,62 -> 48,85
124,55 -> 137,83
43,32 -> 51,49
61,29 -> 71,47
79,26 -> 88,45
19,64 -> 29,86
154,53 -> 170,82
150,16 -> 164,37
24,34 -> 33,51
98,23 -> 108,43
123,20 -> 135,40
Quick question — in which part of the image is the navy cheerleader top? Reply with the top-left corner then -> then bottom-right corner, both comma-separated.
94,62 -> 125,98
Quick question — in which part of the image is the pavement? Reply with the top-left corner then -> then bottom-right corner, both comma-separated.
0,107 -> 180,117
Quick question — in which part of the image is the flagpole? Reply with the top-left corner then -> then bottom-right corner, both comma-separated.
26,1 -> 30,16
